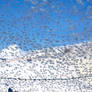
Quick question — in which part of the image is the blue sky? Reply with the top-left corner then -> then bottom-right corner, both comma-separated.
0,0 -> 92,51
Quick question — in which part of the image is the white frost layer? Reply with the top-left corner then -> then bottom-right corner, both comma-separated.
0,44 -> 26,59
0,42 -> 92,92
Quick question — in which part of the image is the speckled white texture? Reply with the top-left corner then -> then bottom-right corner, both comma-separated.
0,42 -> 92,92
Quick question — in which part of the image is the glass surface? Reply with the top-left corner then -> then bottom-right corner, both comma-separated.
0,0 -> 92,92
0,0 -> 92,51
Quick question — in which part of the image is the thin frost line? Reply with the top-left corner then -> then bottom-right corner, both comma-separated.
0,75 -> 92,81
